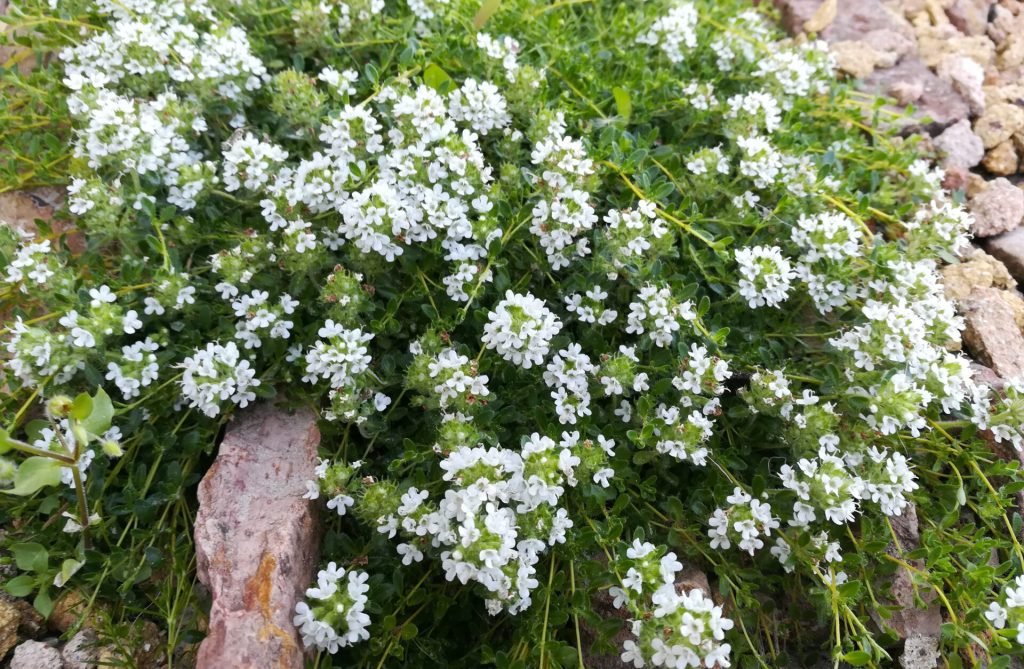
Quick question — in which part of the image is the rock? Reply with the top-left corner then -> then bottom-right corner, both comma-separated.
917,24 -> 995,67
971,361 -> 1007,392
940,248 -> 1016,299
946,0 -> 996,35
984,83 -> 1024,108
61,629 -> 99,669
998,32 -> 1024,68
943,165 -> 972,191
968,177 -> 1024,236
999,289 -> 1024,328
983,227 -> 1024,282
989,4 -> 1024,44
983,139 -> 1020,174
879,506 -> 943,658
9,640 -> 62,669
961,286 -> 1024,377
194,403 -> 322,669
0,188 -> 63,235
900,635 -> 942,669
974,103 -> 1024,148
861,58 -> 970,130
49,590 -> 89,633
890,78 -> 926,104
967,172 -> 990,198
772,0 -> 824,34
933,119 -> 986,168
0,597 -> 20,659
937,55 -> 986,115
825,0 -> 916,42
832,40 -> 887,77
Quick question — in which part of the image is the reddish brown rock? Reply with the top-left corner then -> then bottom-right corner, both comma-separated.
194,404 -> 322,669
960,286 -> 1024,378
861,59 -> 970,131
969,177 -> 1024,236
946,0 -> 996,36
983,227 -> 1024,282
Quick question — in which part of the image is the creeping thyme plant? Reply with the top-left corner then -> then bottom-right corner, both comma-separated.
4,0 -> 1024,666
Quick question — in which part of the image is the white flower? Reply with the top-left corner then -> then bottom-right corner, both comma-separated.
481,291 -> 562,368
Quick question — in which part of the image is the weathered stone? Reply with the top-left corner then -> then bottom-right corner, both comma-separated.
900,635 -> 942,669
0,597 -> 20,659
989,3 -> 1024,44
974,102 -> 1024,148
943,165 -> 972,191
49,590 -> 89,633
917,24 -> 995,67
968,177 -> 1024,236
933,119 -> 985,168
983,139 -> 1020,174
984,83 -> 1024,108
61,628 -> 99,669
961,286 -> 1024,378
967,172 -> 990,197
9,640 -> 62,669
194,404 -> 321,669
772,0 -> 823,34
946,0 -> 996,35
0,187 -> 64,236
890,78 -> 926,104
983,227 -> 1024,282
971,361 -> 1007,392
877,505 -> 943,669
832,40 -> 887,77
941,248 -> 1016,299
823,0 -> 917,42
998,31 -> 1024,68
999,289 -> 1024,328
861,58 -> 970,130
937,54 -> 986,115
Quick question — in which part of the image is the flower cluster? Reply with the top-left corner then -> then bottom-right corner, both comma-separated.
707,487 -> 780,555
611,540 -> 734,668
293,563 -> 371,653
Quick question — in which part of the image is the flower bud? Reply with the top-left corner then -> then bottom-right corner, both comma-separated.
46,395 -> 74,419
101,439 -> 124,458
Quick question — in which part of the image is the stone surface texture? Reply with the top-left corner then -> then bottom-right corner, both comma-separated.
9,640 -> 63,669
960,286 -> 1024,378
968,177 -> 1024,237
194,403 -> 321,669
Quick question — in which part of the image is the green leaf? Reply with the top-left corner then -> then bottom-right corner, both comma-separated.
71,392 -> 92,420
4,574 -> 35,597
33,588 -> 53,618
842,650 -> 872,666
81,387 -> 113,436
10,542 -> 48,572
5,457 -> 63,496
612,86 -> 631,122
423,63 -> 453,93
53,558 -> 84,588
472,0 -> 500,29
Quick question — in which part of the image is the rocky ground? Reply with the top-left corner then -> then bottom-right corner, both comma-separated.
3,1 -> 1024,668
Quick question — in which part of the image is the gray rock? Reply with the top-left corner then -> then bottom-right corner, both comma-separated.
61,629 -> 99,669
900,634 -> 941,669
9,640 -> 62,669
968,178 -> 1024,237
194,403 -> 321,669
961,287 -> 1024,378
937,55 -> 986,116
983,227 -> 1024,283
933,119 -> 986,169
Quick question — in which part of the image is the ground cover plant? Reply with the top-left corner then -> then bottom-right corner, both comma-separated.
3,0 -> 1024,667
